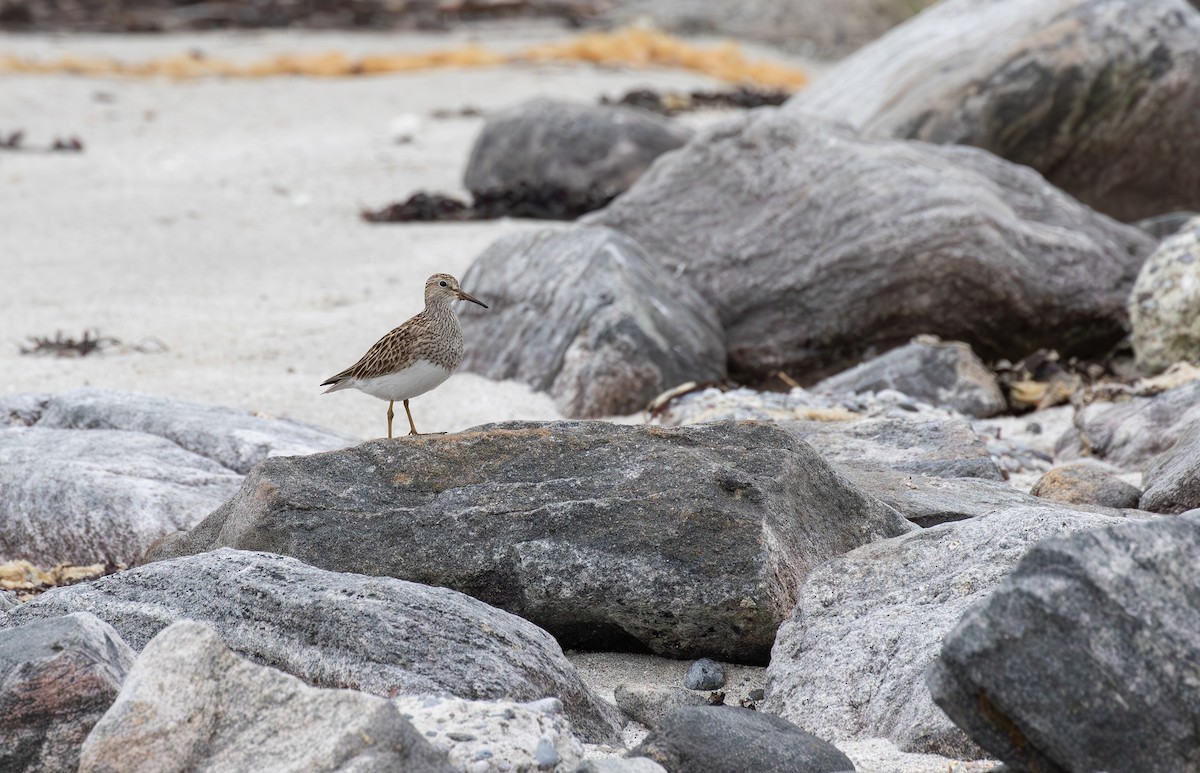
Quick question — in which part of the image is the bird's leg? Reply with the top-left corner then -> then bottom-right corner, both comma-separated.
387,401 -> 394,439
404,399 -> 419,436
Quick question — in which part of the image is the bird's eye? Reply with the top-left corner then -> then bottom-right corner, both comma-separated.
439,281 -> 448,287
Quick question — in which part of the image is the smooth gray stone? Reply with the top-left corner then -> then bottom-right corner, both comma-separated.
683,658 -> 725,691
814,338 -> 1005,418
459,226 -> 725,417
614,684 -> 710,729
464,98 -> 690,200
0,612 -> 135,773
632,706 -> 855,773
0,549 -> 623,744
588,110 -> 1151,384
79,621 -> 453,773
142,421 -> 912,662
787,0 -> 1200,221
1141,422 -> 1200,513
762,507 -> 1135,758
929,514 -> 1200,772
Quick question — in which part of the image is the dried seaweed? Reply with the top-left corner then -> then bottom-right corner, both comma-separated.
362,182 -> 617,223
0,559 -> 118,601
602,86 -> 791,116
18,329 -> 167,357
0,129 -> 84,153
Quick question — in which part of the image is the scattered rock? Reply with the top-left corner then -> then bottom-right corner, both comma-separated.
601,86 -> 790,116
632,706 -> 856,773
1056,380 -> 1200,469
0,612 -> 135,773
464,98 -> 690,207
614,684 -> 710,729
79,620 -> 453,773
589,110 -> 1152,384
604,0 -> 936,58
654,387 -> 1003,481
0,427 -> 242,566
813,337 -> 1006,418
143,421 -> 912,662
1030,461 -> 1143,509
1140,422 -> 1200,513
36,387 -> 354,474
788,0 -> 1200,221
393,695 -> 585,772
459,227 -> 725,417
763,507 -> 1135,758
0,549 -> 624,743
0,389 -> 356,567
928,513 -> 1200,772
1130,217 -> 1200,374
683,658 -> 725,691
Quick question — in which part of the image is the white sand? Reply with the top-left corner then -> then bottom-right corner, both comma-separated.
2,27 -> 992,769
0,24 -> 755,438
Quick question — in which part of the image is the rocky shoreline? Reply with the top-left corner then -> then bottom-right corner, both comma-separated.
5,0 -> 1200,770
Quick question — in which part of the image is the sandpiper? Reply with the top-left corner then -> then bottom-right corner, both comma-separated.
321,273 -> 488,438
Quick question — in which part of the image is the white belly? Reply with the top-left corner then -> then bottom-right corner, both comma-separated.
353,359 -> 453,401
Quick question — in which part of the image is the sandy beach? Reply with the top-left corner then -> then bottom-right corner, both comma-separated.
1,24 -> 797,438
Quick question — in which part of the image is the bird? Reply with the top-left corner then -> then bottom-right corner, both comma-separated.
321,273 -> 488,438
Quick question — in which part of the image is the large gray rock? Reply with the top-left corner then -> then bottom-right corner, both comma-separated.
632,706 -> 855,773
144,421 -> 913,662
762,507 -> 1134,758
928,514 -> 1200,772
0,549 -> 623,743
813,338 -> 1005,418
36,387 -> 355,474
464,98 -> 690,201
459,226 -> 725,417
0,427 -> 242,566
788,0 -> 1200,222
1130,217 -> 1200,374
0,389 -> 355,566
589,110 -> 1152,384
1140,423 -> 1200,513
604,0 -> 936,58
0,612 -> 135,773
79,621 -> 452,773
1056,380 -> 1200,469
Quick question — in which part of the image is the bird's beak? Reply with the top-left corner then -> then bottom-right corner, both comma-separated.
456,289 -> 488,309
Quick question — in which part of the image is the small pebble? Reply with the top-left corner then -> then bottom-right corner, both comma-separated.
534,737 -> 559,769
748,688 -> 765,702
684,657 -> 726,690
447,732 -> 476,742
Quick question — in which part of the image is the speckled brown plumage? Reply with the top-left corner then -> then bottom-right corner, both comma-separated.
320,273 -> 488,438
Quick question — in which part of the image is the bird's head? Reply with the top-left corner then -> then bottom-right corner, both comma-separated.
425,273 -> 488,309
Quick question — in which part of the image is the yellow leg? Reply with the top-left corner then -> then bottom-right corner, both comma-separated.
403,399 -> 419,436
386,401 -> 394,439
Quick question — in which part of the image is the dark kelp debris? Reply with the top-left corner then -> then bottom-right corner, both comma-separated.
1,130 -> 84,152
19,330 -> 167,357
601,86 -> 791,116
362,181 -> 617,223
